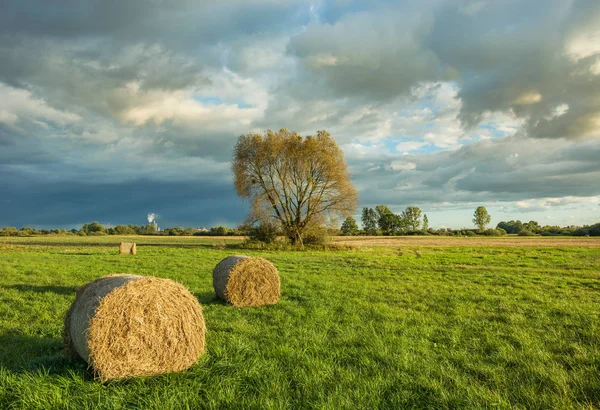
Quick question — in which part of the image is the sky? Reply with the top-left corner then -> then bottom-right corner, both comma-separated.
1,0 -> 600,230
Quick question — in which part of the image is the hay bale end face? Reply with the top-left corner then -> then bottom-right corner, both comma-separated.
63,274 -> 205,381
119,242 -> 136,255
213,255 -> 280,307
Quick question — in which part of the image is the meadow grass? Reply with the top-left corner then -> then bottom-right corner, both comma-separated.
0,236 -> 599,409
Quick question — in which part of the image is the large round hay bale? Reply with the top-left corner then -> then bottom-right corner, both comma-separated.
63,274 -> 205,381
213,255 -> 280,307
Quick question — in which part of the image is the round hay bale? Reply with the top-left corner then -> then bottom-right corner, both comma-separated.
213,255 -> 280,307
63,274 -> 205,381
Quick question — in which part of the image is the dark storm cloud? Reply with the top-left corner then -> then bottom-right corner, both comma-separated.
0,0 -> 306,45
140,125 -> 239,162
0,176 -> 247,229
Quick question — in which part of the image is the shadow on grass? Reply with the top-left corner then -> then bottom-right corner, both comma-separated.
5,241 -> 245,250
139,243 -> 244,250
0,332 -> 89,378
195,291 -> 228,306
4,241 -> 118,247
7,284 -> 77,295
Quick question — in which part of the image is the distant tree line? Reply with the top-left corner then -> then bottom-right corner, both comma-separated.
2,216 -> 599,237
336,205 -> 600,237
0,223 -> 246,237
338,205 -> 434,236
495,220 -> 600,236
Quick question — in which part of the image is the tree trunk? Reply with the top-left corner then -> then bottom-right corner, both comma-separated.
289,232 -> 303,247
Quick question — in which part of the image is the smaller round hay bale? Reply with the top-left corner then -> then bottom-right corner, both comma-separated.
213,255 -> 280,307
119,242 -> 136,255
63,274 -> 205,381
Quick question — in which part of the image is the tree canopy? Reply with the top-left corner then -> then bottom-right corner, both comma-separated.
361,207 -> 378,235
402,206 -> 422,232
340,216 -> 359,236
473,206 -> 491,232
233,129 -> 358,246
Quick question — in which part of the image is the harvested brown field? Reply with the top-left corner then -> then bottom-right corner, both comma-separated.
63,274 -> 205,381
332,235 -> 600,248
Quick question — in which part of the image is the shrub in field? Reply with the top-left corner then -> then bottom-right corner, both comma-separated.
0,227 -> 20,236
483,228 -> 507,236
209,226 -> 231,236
302,226 -> 330,245
248,222 -> 279,244
113,225 -> 136,235
518,230 -> 536,236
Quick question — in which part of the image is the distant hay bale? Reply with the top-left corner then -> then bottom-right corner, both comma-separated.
63,274 -> 205,381
119,242 -> 136,255
213,255 -> 280,307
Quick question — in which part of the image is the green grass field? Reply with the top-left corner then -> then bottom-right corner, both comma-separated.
1,236 -> 599,409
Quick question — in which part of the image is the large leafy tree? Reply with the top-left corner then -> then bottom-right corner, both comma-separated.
473,206 -> 491,232
340,216 -> 359,236
361,207 -> 378,235
233,129 -> 358,246
401,206 -> 422,232
375,205 -> 402,235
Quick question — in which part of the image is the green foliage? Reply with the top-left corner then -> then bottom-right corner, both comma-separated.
247,222 -> 279,244
209,226 -> 230,236
497,220 -> 525,234
162,227 -> 186,236
483,228 -> 507,236
0,236 -> 599,408
113,225 -> 135,235
573,223 -> 600,236
0,227 -> 20,237
525,220 -> 540,233
19,227 -> 38,236
401,206 -> 422,232
340,216 -> 359,236
139,224 -> 157,235
473,206 -> 491,232
361,207 -> 378,235
518,230 -> 537,236
79,222 -> 106,235
422,214 -> 429,232
375,205 -> 402,235
301,226 -> 330,245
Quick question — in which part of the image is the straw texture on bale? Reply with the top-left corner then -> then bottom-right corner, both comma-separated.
213,255 -> 280,307
119,242 -> 136,255
63,274 -> 205,381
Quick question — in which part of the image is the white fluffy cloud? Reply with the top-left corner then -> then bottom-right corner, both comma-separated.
0,84 -> 80,127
